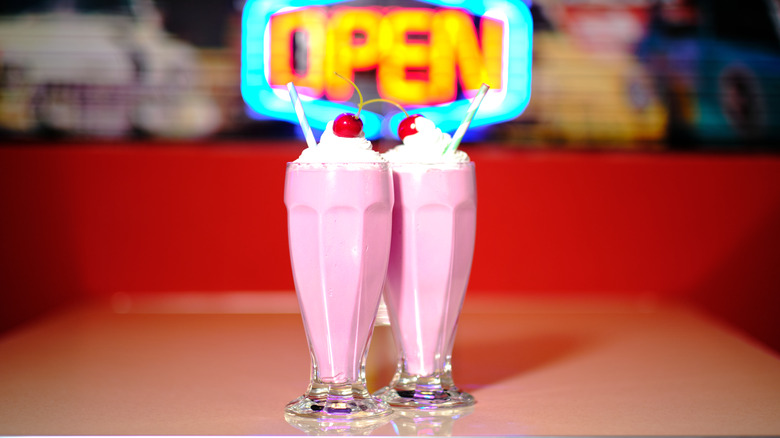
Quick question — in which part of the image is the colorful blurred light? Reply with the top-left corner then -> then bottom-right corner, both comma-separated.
241,0 -> 532,139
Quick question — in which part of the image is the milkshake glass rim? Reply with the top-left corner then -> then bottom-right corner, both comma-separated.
286,161 -> 390,169
385,161 -> 475,170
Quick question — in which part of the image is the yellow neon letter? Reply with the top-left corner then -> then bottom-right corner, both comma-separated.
268,8 -> 326,96
377,9 -> 457,105
433,9 -> 504,93
325,8 -> 383,101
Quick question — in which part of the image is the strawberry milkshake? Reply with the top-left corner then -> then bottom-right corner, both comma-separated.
284,110 -> 394,419
375,115 -> 477,409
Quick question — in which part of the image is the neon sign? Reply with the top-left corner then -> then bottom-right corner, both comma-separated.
242,0 -> 532,139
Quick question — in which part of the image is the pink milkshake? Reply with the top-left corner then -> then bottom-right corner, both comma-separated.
284,118 -> 394,420
376,116 -> 477,408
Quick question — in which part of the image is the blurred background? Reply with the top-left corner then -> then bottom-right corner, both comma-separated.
1,0 -> 779,149
1,0 -> 779,355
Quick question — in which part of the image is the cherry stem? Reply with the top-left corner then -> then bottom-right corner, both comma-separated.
363,98 -> 409,117
334,72 -> 364,117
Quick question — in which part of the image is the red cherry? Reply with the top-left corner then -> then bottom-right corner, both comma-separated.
398,115 -> 420,141
333,113 -> 363,137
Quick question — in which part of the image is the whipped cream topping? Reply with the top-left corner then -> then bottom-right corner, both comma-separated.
294,120 -> 384,163
383,116 -> 470,164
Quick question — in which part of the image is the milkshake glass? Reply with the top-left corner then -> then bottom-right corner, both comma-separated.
284,122 -> 394,419
376,161 -> 477,409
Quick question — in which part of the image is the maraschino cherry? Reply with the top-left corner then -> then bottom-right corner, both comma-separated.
333,72 -> 419,140
333,113 -> 363,137
332,73 -> 368,138
361,97 -> 417,141
398,115 -> 422,141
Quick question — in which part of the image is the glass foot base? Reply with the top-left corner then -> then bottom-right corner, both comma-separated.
374,385 -> 475,409
285,384 -> 393,420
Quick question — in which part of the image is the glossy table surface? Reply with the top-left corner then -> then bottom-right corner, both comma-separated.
1,292 -> 779,436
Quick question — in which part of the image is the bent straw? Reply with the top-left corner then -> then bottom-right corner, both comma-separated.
443,83 -> 490,154
286,82 -> 317,149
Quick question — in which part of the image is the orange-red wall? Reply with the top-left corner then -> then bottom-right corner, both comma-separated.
2,143 -> 779,348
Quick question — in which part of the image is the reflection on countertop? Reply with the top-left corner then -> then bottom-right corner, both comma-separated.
390,406 -> 474,436
285,412 -> 394,436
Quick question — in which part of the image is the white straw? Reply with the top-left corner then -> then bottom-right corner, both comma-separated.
286,82 -> 317,149
444,83 -> 490,154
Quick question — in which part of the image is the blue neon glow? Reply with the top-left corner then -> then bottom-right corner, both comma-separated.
241,0 -> 532,140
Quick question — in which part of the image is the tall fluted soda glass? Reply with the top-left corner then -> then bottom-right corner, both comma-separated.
376,161 -> 477,408
284,161 -> 394,419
